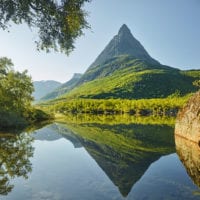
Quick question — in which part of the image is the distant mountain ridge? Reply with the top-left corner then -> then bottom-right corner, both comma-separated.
41,73 -> 82,100
33,80 -> 61,100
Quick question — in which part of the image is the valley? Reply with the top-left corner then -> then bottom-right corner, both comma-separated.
34,25 -> 199,118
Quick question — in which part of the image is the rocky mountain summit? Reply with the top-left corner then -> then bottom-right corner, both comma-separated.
89,24 -> 159,69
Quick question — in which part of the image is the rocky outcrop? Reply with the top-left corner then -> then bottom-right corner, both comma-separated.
175,91 -> 200,143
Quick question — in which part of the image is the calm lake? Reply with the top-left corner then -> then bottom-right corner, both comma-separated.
0,117 -> 200,200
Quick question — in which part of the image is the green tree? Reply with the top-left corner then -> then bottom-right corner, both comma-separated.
0,57 -> 13,75
0,57 -> 34,127
1,70 -> 34,114
0,0 -> 91,54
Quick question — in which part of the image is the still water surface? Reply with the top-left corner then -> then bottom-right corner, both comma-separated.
0,120 -> 200,200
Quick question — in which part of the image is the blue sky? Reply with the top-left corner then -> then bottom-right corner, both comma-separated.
0,0 -> 199,82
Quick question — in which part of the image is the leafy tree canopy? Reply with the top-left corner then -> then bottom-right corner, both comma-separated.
0,0 -> 91,54
0,57 -> 13,75
0,57 -> 34,117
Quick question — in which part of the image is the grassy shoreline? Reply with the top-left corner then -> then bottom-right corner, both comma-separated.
39,94 -> 191,118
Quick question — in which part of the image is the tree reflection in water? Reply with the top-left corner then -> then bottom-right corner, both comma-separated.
0,132 -> 34,195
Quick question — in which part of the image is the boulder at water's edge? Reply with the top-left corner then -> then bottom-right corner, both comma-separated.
175,91 -> 200,143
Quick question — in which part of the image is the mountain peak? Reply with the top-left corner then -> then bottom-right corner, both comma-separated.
118,24 -> 133,40
89,25 -> 159,69
118,24 -> 130,34
119,24 -> 130,32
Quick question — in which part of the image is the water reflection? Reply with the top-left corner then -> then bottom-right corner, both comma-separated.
176,135 -> 200,189
1,117 -> 194,200
58,122 -> 175,196
0,132 -> 34,195
49,124 -> 82,148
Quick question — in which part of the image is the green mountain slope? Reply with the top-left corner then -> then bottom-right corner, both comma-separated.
41,73 -> 82,100
44,25 -> 199,101
33,80 -> 61,100
61,56 -> 199,99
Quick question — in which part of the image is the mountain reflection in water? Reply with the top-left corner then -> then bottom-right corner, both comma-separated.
1,119 -> 200,200
59,122 -> 175,196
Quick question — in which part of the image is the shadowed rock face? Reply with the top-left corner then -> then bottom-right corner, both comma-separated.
175,91 -> 200,143
175,135 -> 200,188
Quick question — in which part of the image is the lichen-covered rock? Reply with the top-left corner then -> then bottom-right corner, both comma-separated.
175,91 -> 200,143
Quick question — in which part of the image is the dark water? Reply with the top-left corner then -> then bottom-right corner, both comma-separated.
0,121 -> 200,200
